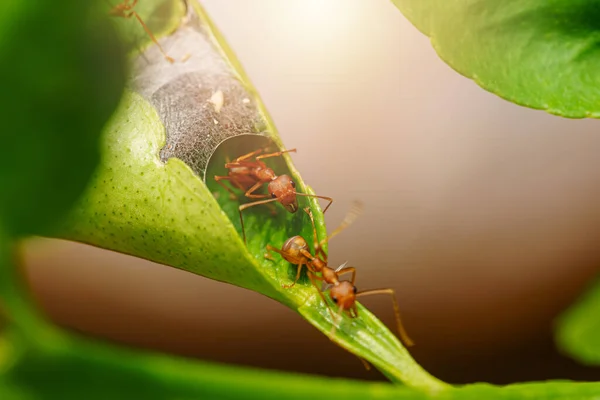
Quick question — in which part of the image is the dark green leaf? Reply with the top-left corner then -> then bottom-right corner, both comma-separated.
0,0 -> 126,236
391,0 -> 600,118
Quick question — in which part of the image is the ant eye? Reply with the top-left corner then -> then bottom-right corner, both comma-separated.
332,296 -> 338,304
271,193 -> 277,198
353,286 -> 357,294
290,180 -> 296,188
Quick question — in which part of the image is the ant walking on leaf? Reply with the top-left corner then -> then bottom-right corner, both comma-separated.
214,147 -> 333,243
108,0 -> 175,63
265,203 -> 413,347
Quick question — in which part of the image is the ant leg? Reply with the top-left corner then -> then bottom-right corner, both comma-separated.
282,264 -> 304,289
295,193 -> 334,214
307,272 -> 336,321
244,181 -> 269,199
335,266 -> 357,286
233,148 -> 264,163
256,148 -> 297,161
307,273 -> 370,370
239,198 -> 279,244
214,176 -> 240,200
264,244 -> 284,261
358,357 -> 372,371
109,1 -> 175,63
131,12 -> 174,63
356,288 -> 414,347
329,304 -> 346,338
303,208 -> 324,258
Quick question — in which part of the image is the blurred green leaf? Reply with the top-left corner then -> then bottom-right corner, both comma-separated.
2,316 -> 600,400
1,329 -> 424,400
556,276 -> 600,364
391,1 -> 600,118
0,0 -> 126,236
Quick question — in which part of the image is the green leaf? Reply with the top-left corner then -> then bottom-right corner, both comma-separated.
0,245 -> 598,400
2,315 -> 600,399
0,0 -> 126,236
55,1 -> 446,391
2,231 -> 427,400
1,328 -> 424,400
555,275 -> 600,364
391,0 -> 600,118
58,88 -> 445,392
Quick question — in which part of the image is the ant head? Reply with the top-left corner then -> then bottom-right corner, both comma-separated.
267,175 -> 298,213
330,281 -> 357,311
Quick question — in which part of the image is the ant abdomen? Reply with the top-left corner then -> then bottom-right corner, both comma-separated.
280,236 -> 310,264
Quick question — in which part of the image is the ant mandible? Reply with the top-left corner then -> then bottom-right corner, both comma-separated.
108,0 -> 175,63
265,204 -> 413,346
214,147 -> 333,243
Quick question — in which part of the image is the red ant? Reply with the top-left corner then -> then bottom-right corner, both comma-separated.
265,204 -> 413,346
108,0 -> 175,63
214,147 -> 333,243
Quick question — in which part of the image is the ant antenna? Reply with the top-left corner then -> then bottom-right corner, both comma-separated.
303,207 -> 323,259
239,198 -> 279,243
295,193 -> 334,214
356,288 -> 414,347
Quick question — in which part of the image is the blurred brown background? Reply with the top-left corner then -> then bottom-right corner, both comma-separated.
23,0 -> 600,384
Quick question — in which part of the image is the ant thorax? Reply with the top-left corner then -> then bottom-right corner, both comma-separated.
320,265 -> 337,283
281,236 -> 309,264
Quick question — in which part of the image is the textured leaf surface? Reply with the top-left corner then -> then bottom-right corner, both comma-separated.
391,0 -> 600,118
556,276 -> 600,364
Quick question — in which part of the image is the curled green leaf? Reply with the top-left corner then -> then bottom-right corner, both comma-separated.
56,0 -> 446,392
391,0 -> 600,118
